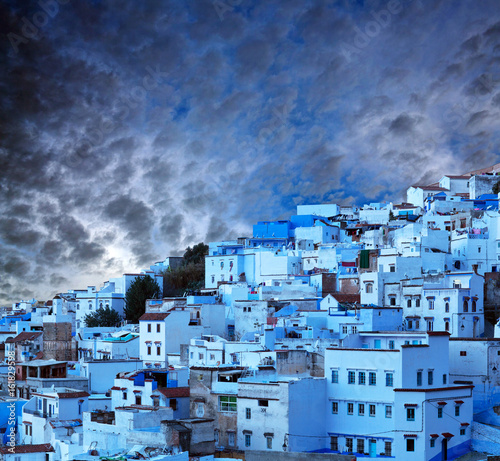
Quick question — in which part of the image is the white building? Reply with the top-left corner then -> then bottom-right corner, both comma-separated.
325,331 -> 473,460
237,376 -> 326,452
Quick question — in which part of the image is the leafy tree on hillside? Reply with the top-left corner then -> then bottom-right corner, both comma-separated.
124,275 -> 161,324
84,306 -> 121,327
183,243 -> 209,265
162,242 -> 208,296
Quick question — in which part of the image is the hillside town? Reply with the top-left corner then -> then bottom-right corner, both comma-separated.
3,163 -> 500,461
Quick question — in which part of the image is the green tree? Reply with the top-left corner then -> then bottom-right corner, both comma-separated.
162,243 -> 208,296
83,306 -> 121,327
124,275 -> 161,324
493,180 -> 500,195
183,243 -> 209,265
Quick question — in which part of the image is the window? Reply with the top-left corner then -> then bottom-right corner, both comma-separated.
157,346 -> 161,355
157,324 -> 161,333
219,396 -> 237,412
415,297 -> 420,307
407,408 -> 415,421
245,434 -> 251,447
428,370 -> 434,385
374,339 -> 381,349
385,441 -> 392,456
385,405 -> 392,418
390,297 -> 396,306
357,439 -> 365,454
135,395 -> 142,405
358,371 -> 366,385
428,299 -> 434,309
445,321 -> 450,331
331,370 -> 339,383
445,302 -> 449,312
390,265 -> 395,272
228,432 -> 235,446
123,392 -> 127,400
348,371 -> 355,384
148,324 -> 152,333
408,320 -> 413,329
330,436 -> 338,451
211,275 -> 215,283
358,403 -> 365,416
342,325 -> 348,334
147,346 -> 151,355
472,299 -> 477,312
266,436 -> 272,449
170,399 -> 177,411
463,300 -> 468,312
332,401 -> 338,414
369,404 -> 376,417
460,351 -> 467,356
430,438 -> 435,448
443,374 -> 447,385
369,372 -> 376,386
460,428 -> 466,436
346,438 -> 353,453
427,320 -> 433,331
455,405 -> 460,417
246,408 -> 251,419
347,403 -> 354,415
389,340 -> 395,350
406,438 -> 415,452
386,372 -> 394,387
438,407 -> 443,418
258,400 -> 268,407
351,326 -> 358,334
366,283 -> 373,293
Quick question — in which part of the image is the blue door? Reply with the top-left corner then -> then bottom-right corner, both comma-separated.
369,439 -> 377,457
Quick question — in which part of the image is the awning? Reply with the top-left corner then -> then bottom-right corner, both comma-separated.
442,433 -> 454,438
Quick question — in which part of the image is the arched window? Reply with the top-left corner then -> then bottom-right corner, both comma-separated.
463,300 -> 468,313
366,283 -> 373,294
445,321 -> 449,332
472,299 -> 476,312
407,299 -> 412,308
445,302 -> 449,313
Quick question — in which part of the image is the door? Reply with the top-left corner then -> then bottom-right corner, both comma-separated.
442,438 -> 448,460
369,439 -> 377,457
42,398 -> 47,417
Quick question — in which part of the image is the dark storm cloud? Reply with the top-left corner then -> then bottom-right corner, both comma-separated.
2,0 -> 500,304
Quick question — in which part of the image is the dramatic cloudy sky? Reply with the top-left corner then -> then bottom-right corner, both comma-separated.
1,0 -> 500,304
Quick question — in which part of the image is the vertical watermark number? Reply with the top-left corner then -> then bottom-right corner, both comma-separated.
6,349 -> 17,452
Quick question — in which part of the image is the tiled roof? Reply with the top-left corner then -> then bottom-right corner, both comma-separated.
57,391 -> 90,399
5,331 -> 43,343
158,387 -> 190,398
332,293 -> 361,303
0,444 -> 54,454
139,313 -> 169,321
